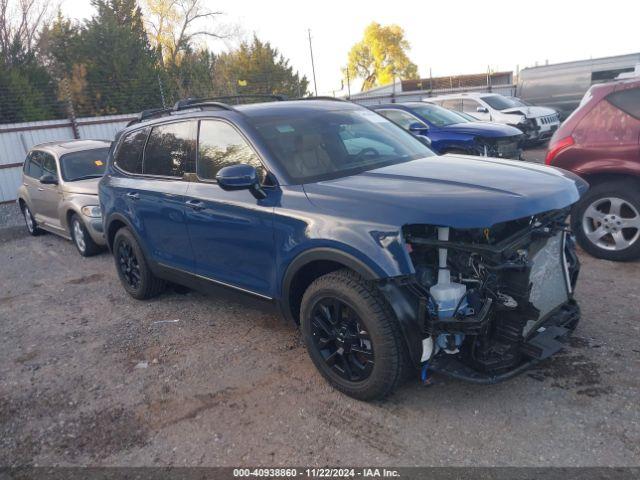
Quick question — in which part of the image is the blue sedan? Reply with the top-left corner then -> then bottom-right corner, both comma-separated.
371,102 -> 524,159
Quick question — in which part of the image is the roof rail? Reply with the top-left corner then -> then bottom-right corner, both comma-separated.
299,96 -> 348,102
175,94 -> 286,109
126,107 -> 174,126
173,99 -> 238,112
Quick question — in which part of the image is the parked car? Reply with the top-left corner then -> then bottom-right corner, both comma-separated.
100,97 -> 586,400
16,140 -> 110,256
517,52 -> 640,119
426,92 -> 560,143
370,102 -> 524,159
546,78 -> 640,261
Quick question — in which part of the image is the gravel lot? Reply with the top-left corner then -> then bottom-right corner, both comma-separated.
1,154 -> 639,467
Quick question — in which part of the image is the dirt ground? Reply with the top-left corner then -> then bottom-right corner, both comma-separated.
1,167 -> 639,467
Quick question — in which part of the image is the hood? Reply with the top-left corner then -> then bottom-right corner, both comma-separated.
303,156 -> 587,229
62,177 -> 100,195
439,122 -> 523,138
501,105 -> 557,118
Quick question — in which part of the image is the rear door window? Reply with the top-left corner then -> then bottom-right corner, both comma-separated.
607,88 -> 640,120
144,121 -> 197,177
115,128 -> 149,174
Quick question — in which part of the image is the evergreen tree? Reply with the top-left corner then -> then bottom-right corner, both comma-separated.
81,0 -> 163,114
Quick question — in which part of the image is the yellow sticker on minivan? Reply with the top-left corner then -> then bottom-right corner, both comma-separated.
95,160 -> 104,166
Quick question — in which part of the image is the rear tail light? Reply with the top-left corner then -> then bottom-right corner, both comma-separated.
545,135 -> 574,165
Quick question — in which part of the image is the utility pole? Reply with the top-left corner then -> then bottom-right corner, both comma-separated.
345,67 -> 351,98
308,29 -> 318,96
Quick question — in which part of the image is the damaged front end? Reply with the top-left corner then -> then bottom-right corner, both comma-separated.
384,209 -> 580,384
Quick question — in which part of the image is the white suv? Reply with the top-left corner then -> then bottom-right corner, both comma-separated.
426,92 -> 560,143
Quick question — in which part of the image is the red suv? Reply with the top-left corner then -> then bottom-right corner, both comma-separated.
546,78 -> 640,261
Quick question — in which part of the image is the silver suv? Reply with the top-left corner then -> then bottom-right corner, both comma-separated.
16,140 -> 111,256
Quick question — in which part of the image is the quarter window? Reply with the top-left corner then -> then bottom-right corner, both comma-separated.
144,121 -> 197,177
607,88 -> 640,120
115,128 -> 149,174
197,120 -> 265,182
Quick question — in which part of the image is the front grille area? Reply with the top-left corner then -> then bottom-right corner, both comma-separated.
478,135 -> 522,159
538,114 -> 559,125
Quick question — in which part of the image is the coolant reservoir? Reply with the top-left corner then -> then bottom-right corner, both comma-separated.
430,282 -> 467,319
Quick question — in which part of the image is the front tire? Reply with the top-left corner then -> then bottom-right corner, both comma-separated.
22,204 -> 43,236
70,214 -> 101,257
300,269 -> 406,400
573,180 -> 640,261
113,227 -> 165,299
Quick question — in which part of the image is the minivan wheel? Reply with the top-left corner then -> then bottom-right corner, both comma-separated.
573,180 -> 640,261
70,214 -> 101,257
300,269 -> 406,400
113,227 -> 165,299
22,205 -> 43,236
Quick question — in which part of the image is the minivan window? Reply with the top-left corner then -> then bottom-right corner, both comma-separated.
144,121 -> 196,177
60,148 -> 109,181
115,128 -> 149,174
24,151 -> 43,178
607,88 -> 640,120
197,120 -> 266,181
41,153 -> 58,179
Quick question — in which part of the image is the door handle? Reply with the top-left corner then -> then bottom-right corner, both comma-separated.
185,199 -> 205,211
37,187 -> 44,191
126,192 -> 140,200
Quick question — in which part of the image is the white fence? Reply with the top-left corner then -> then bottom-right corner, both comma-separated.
0,113 -> 136,203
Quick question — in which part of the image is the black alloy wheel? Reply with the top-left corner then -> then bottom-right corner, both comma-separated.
117,239 -> 141,289
310,298 -> 375,382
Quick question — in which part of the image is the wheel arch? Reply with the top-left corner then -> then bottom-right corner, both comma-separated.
105,213 -> 137,252
280,248 -> 382,325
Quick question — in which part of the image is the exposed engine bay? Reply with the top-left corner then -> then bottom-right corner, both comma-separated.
403,208 -> 580,383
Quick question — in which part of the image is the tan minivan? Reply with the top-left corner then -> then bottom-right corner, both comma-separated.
16,140 -> 111,256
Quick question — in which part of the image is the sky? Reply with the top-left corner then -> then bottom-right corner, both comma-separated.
61,0 -> 640,96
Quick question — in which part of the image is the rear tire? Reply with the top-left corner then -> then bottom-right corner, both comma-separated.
70,214 -> 101,257
113,227 -> 165,299
22,204 -> 43,236
300,269 -> 406,400
573,180 -> 640,261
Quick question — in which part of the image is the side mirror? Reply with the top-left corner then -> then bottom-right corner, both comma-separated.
39,174 -> 58,185
216,164 -> 266,199
408,122 -> 429,134
476,106 -> 489,113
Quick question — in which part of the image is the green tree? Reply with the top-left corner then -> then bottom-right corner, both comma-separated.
213,36 -> 309,99
0,39 -> 61,123
345,22 -> 418,91
80,0 -> 163,115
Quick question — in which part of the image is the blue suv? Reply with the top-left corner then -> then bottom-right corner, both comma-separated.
371,102 -> 524,159
100,97 -> 587,400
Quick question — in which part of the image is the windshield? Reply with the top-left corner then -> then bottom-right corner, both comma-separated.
249,108 -> 435,183
60,148 -> 109,182
480,95 -> 522,111
409,104 -> 470,126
